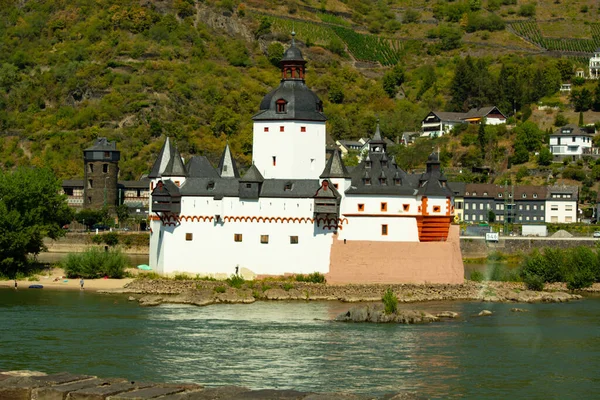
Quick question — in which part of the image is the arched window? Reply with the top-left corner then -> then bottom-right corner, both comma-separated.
276,99 -> 287,113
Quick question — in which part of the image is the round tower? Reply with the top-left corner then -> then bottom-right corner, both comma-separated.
83,138 -> 120,209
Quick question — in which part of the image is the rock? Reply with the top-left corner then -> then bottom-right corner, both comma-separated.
335,304 -> 439,324
510,308 -> 528,312
436,311 -> 459,319
478,310 -> 493,316
138,296 -> 163,306
128,296 -> 136,301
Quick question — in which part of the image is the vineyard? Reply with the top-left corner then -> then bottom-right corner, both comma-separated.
509,21 -> 600,53
265,16 -> 404,66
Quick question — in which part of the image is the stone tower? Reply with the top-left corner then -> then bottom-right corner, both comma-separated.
83,138 -> 120,209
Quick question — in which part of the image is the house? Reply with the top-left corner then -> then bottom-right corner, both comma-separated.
148,36 -> 463,284
560,83 -> 571,92
549,124 -> 595,161
546,186 -> 578,223
421,106 -> 506,137
448,182 -> 465,222
589,47 -> 600,79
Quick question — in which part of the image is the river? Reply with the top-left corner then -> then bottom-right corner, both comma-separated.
1,289 -> 599,399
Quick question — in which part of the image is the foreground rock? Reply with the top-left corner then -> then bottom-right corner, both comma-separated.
0,370 -> 422,400
107,279 -> 584,307
335,303 -> 440,324
478,310 -> 493,317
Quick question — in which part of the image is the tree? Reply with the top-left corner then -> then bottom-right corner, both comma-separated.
75,208 -> 107,229
579,111 -> 584,127
0,168 -> 73,278
267,42 -> 284,67
571,88 -> 592,112
382,64 -> 405,98
537,147 -> 552,166
478,122 -> 486,157
593,81 -> 600,112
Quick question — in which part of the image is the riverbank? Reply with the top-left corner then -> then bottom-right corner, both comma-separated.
106,279 -> 594,306
0,268 -> 134,292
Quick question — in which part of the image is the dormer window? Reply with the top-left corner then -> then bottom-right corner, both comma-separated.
207,181 -> 215,190
284,182 -> 293,191
394,178 -> 401,185
466,192 -> 469,195
379,178 -> 386,185
473,192 -> 477,196
533,193 -> 537,198
498,193 -> 502,198
366,160 -> 372,169
522,193 -> 526,198
364,178 -> 371,185
483,192 -> 487,196
276,99 -> 287,113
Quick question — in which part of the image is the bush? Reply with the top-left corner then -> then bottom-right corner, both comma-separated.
173,273 -> 189,280
470,270 -> 484,282
295,272 -> 326,283
214,285 -> 226,293
283,282 -> 294,291
226,274 -> 245,288
62,248 -> 129,279
382,288 -> 398,314
523,273 -> 544,291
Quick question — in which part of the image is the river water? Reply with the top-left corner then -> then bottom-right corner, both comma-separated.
1,289 -> 599,399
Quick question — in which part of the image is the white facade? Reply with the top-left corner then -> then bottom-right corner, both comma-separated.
252,120 -> 326,180
545,199 -> 577,223
589,50 -> 600,79
549,126 -> 594,158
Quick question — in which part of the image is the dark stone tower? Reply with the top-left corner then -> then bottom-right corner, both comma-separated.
83,138 -> 120,209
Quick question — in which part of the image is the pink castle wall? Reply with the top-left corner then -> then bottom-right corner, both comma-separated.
327,225 -> 464,285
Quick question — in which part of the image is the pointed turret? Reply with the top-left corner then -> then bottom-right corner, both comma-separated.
162,146 -> 186,177
149,137 -> 175,179
418,151 -> 452,197
369,119 -> 387,153
218,143 -> 240,178
239,164 -> 264,199
320,149 -> 350,179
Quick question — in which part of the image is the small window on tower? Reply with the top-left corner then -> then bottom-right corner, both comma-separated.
104,151 -> 110,158
301,126 -> 306,132
433,206 -> 441,213
403,204 -> 410,212
103,164 -> 108,173
381,225 -> 388,236
272,156 -> 277,166
284,182 -> 292,191
234,234 -> 243,242
276,99 -> 287,113
381,202 -> 387,212
280,126 -> 285,132
185,233 -> 193,241
264,127 -> 269,132
246,183 -> 252,189
88,164 -> 94,173
290,236 -> 299,244
261,235 -> 269,244
333,183 -> 339,189
358,204 -> 365,212
174,181 -> 180,187
88,180 -> 93,189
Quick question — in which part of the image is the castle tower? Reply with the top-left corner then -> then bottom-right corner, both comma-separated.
252,32 -> 327,180
83,138 -> 120,209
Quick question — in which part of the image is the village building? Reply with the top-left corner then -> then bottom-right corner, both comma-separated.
549,124 -> 595,161
546,186 -> 579,223
589,47 -> 600,79
420,106 -> 506,137
148,36 -> 464,284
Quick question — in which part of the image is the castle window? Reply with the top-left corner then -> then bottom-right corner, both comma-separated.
207,181 -> 215,190
379,178 -> 386,185
246,183 -> 252,189
234,234 -> 243,242
151,182 -> 154,190
272,156 -> 277,166
280,126 -> 285,132
185,233 -> 193,241
276,99 -> 287,113
364,178 -> 371,185
381,202 -> 387,212
104,151 -> 110,158
264,127 -> 269,132
301,126 -> 306,132
260,235 -> 269,244
284,182 -> 292,191
88,179 -> 93,189
333,183 -> 339,189
88,164 -> 93,173
174,181 -> 180,187
290,236 -> 299,244
433,206 -> 441,213
403,204 -> 410,212
87,196 -> 92,204
103,164 -> 108,173
223,165 -> 228,172
394,178 -> 401,185
358,204 -> 365,212
381,224 -> 388,236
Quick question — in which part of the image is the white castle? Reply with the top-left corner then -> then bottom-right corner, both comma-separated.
148,36 -> 464,284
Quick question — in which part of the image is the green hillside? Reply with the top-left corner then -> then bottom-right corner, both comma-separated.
1,0 -> 600,185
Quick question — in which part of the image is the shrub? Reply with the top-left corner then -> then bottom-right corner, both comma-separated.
138,272 -> 162,280
226,274 -> 245,288
214,285 -> 226,293
470,270 -> 484,282
565,269 -> 595,290
283,282 -> 294,291
295,272 -> 326,283
103,232 -> 119,247
62,248 -> 129,279
173,273 -> 189,280
523,273 -> 544,291
382,288 -> 398,314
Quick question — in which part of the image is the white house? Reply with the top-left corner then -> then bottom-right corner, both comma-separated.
549,124 -> 595,161
147,35 -> 463,284
589,47 -> 600,79
545,186 -> 579,223
421,106 -> 506,137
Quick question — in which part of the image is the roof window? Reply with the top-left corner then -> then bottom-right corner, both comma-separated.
207,181 -> 215,190
276,99 -> 287,113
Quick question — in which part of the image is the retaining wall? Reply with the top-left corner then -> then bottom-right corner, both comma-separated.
461,236 -> 600,257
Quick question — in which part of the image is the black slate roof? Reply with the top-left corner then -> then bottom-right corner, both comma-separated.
179,177 -> 321,199
320,149 -> 350,179
149,137 -> 175,179
240,164 -> 264,183
345,153 -> 416,196
85,137 -> 117,152
162,146 -> 186,177
186,156 -> 220,179
253,80 -> 327,121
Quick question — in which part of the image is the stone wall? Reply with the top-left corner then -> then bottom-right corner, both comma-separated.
461,236 -> 600,257
327,225 -> 464,284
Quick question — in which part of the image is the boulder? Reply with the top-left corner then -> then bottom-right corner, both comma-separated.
335,304 -> 439,324
127,296 -> 136,301
510,308 -> 528,312
436,311 -> 459,319
478,310 -> 493,316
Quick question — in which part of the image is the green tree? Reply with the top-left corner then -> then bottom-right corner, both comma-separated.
571,88 -> 592,112
75,209 -> 106,229
593,81 -> 600,112
537,147 -> 552,166
554,113 -> 569,127
579,111 -> 584,127
0,168 -> 73,278
267,42 -> 284,67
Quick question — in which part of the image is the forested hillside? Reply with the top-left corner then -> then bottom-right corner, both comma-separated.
1,0 -> 600,181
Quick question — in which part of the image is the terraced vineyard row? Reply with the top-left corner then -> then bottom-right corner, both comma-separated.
330,26 -> 403,66
265,16 -> 404,66
510,21 -> 600,53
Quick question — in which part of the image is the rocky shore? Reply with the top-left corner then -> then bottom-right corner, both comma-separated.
101,279 -> 587,307
0,370 -> 421,400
